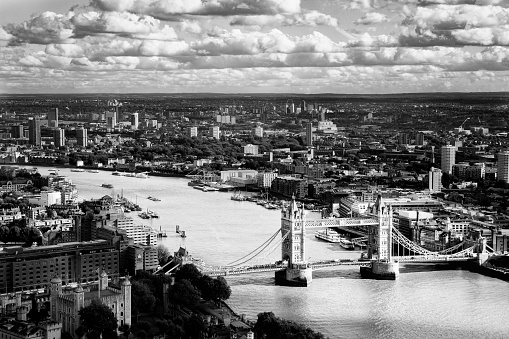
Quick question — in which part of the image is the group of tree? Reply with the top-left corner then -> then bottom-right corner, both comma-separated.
75,299 -> 119,339
254,312 -> 327,339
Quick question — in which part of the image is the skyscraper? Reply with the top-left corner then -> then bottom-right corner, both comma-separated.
497,151 -> 509,183
48,108 -> 59,128
300,100 -> 306,113
54,128 -> 65,147
76,127 -> 88,147
428,167 -> 442,192
441,145 -> 456,174
28,118 -> 41,146
131,112 -> 139,130
306,122 -> 313,146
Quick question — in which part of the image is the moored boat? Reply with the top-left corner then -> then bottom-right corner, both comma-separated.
339,238 -> 355,250
101,183 -> 113,188
315,229 -> 342,243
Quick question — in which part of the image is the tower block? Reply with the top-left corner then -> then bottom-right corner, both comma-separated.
361,196 -> 399,280
275,198 -> 312,286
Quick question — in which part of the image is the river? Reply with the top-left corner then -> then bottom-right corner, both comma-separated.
17,167 -> 509,338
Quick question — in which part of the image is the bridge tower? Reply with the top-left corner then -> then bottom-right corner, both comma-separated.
276,197 -> 312,286
361,196 -> 399,279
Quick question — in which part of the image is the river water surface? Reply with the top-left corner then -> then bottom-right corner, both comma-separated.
24,167 -> 509,338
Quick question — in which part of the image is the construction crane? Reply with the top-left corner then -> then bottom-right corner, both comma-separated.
459,117 -> 470,129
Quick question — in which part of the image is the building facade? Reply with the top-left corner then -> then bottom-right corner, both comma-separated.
497,151 -> 509,183
441,145 -> 456,174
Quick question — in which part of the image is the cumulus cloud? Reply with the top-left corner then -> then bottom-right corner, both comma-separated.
4,11 -> 75,45
91,0 -> 301,19
355,12 -> 388,25
230,11 -> 338,27
177,20 -> 203,35
71,11 -> 179,40
0,27 -> 13,41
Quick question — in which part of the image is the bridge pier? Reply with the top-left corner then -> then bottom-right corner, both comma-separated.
360,261 -> 399,280
275,264 -> 312,287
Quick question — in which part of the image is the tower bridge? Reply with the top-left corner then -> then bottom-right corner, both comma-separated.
197,196 -> 491,285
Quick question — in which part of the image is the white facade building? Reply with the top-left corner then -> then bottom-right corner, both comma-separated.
244,144 -> 259,155
428,167 -> 442,192
497,151 -> 509,183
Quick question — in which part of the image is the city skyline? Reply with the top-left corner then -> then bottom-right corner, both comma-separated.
1,0 -> 509,94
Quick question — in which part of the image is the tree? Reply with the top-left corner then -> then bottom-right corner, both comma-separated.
199,276 -> 231,304
174,264 -> 202,286
157,244 -> 170,265
78,299 -> 118,335
131,281 -> 156,317
184,315 -> 206,339
168,280 -> 201,308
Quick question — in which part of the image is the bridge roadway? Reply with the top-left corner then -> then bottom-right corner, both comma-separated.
202,254 -> 476,277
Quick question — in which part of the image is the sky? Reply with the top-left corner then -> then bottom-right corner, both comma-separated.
1,0 -> 509,94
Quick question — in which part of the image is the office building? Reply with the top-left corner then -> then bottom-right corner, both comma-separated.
11,125 -> 24,139
105,111 -> 116,129
48,108 -> 58,128
53,128 -> 65,147
209,126 -> 220,139
300,100 -> 306,113
131,112 -> 139,130
428,167 -> 442,192
441,145 -> 456,174
306,122 -> 313,146
76,127 -> 88,147
498,151 -> 509,183
28,118 -> 41,146
188,126 -> 198,137
415,132 -> 425,146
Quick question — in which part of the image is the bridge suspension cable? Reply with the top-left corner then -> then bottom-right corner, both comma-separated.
227,230 -> 288,268
246,230 -> 291,266
226,229 -> 281,267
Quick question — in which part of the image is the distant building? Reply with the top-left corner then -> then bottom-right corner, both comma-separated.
209,126 -> 220,139
253,126 -> 263,138
28,118 -> 41,146
441,145 -> 456,174
188,126 -> 198,138
398,133 -> 410,145
11,125 -> 24,139
105,111 -> 116,129
53,128 -> 65,147
76,128 -> 88,147
270,176 -> 308,199
48,108 -> 59,128
131,112 -> 139,130
498,151 -> 509,183
305,122 -> 313,146
257,172 -> 278,188
317,121 -> 337,133
244,144 -> 259,155
415,132 -> 425,146
428,167 -> 442,192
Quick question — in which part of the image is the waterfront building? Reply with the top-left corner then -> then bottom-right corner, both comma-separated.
396,210 -> 434,242
76,128 -> 88,147
114,217 -> 158,246
209,126 -> 220,139
188,126 -> 198,138
243,144 -> 259,155
48,108 -> 58,128
338,197 -> 371,217
53,128 -> 65,147
497,151 -> 509,183
305,122 -> 313,146
220,170 -> 258,187
271,176 -> 308,199
28,118 -> 41,146
0,240 -> 119,292
428,167 -> 442,192
124,244 -> 159,275
131,112 -> 139,130
441,145 -> 456,174
257,172 -> 278,188
443,218 -> 471,240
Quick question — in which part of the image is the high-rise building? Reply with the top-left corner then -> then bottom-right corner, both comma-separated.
28,118 -> 41,146
11,125 -> 24,139
428,167 -> 442,192
415,132 -> 425,146
76,127 -> 88,147
285,100 -> 294,115
300,100 -> 306,113
441,145 -> 456,174
131,112 -> 139,130
497,151 -> 509,183
48,108 -> 59,128
53,128 -> 65,147
398,133 -> 410,145
306,122 -> 313,146
106,111 -> 116,129
188,126 -> 198,137
209,126 -> 220,139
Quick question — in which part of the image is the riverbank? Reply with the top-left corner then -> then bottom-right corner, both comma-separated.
468,264 -> 509,282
